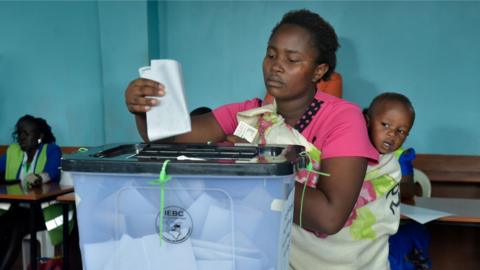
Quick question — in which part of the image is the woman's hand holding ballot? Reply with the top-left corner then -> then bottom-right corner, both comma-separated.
125,78 -> 165,114
125,78 -> 166,142
125,77 -> 225,144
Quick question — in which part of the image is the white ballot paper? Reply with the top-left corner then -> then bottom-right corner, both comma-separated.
139,59 -> 191,141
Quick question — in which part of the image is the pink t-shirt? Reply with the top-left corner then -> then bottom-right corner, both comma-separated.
213,91 -> 378,162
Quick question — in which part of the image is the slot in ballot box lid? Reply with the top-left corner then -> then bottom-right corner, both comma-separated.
61,143 -> 305,176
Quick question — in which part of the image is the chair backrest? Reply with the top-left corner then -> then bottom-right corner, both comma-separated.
413,168 -> 431,197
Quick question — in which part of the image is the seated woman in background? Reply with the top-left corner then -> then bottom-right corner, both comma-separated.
0,114 -> 62,269
0,114 -> 61,185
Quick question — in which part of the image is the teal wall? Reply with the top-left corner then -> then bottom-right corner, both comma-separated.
1,1 -> 479,155
0,1 -> 148,146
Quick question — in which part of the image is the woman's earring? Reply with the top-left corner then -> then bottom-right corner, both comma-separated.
37,138 -> 42,144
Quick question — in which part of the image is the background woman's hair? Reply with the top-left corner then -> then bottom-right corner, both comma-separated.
13,114 -> 56,143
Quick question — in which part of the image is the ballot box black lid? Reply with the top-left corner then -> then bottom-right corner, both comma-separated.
61,143 -> 305,176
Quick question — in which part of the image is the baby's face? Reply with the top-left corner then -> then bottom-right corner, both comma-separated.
369,101 -> 413,154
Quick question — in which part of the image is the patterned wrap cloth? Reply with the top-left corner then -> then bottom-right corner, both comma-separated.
235,101 -> 401,270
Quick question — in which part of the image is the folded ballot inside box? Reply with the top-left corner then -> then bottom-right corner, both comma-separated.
139,60 -> 191,141
62,143 -> 303,270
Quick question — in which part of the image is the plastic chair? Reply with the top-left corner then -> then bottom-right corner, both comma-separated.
413,168 -> 431,197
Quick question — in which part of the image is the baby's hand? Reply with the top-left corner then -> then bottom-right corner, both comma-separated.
25,173 -> 42,187
125,78 -> 165,114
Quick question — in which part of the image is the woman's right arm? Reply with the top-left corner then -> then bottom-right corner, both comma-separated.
125,78 -> 162,142
125,78 -> 226,143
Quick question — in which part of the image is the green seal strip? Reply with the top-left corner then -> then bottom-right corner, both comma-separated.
300,151 -> 330,177
298,151 -> 330,229
148,160 -> 171,245
299,180 -> 308,229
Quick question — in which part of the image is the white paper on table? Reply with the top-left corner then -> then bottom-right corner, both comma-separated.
400,203 -> 453,224
139,59 -> 191,141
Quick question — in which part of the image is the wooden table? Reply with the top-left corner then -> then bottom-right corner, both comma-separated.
401,196 -> 480,270
414,197 -> 480,223
56,192 -> 75,270
402,196 -> 480,223
0,182 -> 74,270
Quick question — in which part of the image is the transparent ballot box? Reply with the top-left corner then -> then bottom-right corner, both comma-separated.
62,143 -> 303,270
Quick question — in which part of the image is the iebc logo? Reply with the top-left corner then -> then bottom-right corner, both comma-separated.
156,206 -> 193,243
